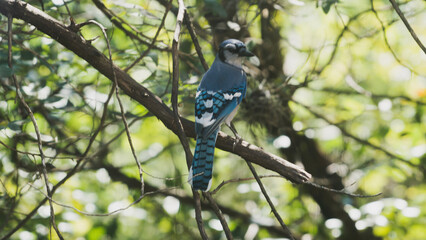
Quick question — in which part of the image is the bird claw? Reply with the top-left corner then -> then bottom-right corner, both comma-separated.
227,122 -> 243,151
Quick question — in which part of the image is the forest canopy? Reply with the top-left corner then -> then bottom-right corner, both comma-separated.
0,0 -> 425,239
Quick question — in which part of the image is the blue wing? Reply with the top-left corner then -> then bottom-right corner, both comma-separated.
190,84 -> 245,191
195,84 -> 246,138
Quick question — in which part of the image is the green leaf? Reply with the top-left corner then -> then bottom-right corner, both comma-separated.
204,0 -> 227,17
7,120 -> 29,131
0,65 -> 13,77
148,52 -> 158,64
45,96 -> 63,103
321,0 -> 338,14
87,226 -> 105,240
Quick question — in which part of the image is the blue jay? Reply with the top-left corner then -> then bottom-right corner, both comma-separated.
189,39 -> 254,191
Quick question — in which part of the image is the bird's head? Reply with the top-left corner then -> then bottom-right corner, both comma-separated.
218,39 -> 255,67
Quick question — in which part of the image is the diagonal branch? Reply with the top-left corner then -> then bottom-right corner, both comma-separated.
123,0 -> 172,72
203,192 -> 233,240
184,12 -> 209,71
91,0 -> 166,51
246,161 -> 295,240
0,0 -> 310,185
388,0 -> 426,54
370,0 -> 420,76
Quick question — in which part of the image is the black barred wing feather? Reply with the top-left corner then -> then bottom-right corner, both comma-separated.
195,85 -> 245,137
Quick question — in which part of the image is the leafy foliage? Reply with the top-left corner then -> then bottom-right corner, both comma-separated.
0,0 -> 425,239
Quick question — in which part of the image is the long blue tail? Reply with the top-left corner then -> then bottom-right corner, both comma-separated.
189,130 -> 219,191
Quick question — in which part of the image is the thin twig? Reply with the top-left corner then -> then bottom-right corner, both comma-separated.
304,182 -> 382,198
311,87 -> 425,105
192,190 -> 209,239
28,183 -> 180,217
210,174 -> 282,194
0,140 -> 69,159
91,0 -> 197,60
91,0 -> 158,47
246,161 -> 295,240
124,0 -> 172,72
0,81 -> 116,240
61,0 -> 74,23
102,163 -> 293,237
171,1 -> 209,239
203,193 -> 233,240
0,17 -> 118,240
292,99 -> 422,170
370,0 -> 421,76
171,0 -> 192,167
315,8 -> 382,74
210,173 -> 382,199
7,15 -> 64,240
85,19 -> 145,195
184,12 -> 209,71
388,0 -> 426,54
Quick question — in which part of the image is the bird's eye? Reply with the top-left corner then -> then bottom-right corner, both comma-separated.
225,44 -> 237,52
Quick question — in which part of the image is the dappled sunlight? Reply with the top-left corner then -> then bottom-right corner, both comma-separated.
0,0 -> 425,239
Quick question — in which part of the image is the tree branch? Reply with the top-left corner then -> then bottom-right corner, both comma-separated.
184,12 -> 209,71
7,14 -> 63,240
291,99 -> 421,170
370,0 -> 422,77
388,0 -> 426,54
87,19 -> 145,195
102,164 -> 290,237
171,1 -> 210,239
91,0 -> 168,52
0,0 -> 310,185
123,0 -> 171,72
246,161 -> 295,240
203,192 -> 233,240
172,0 -> 192,171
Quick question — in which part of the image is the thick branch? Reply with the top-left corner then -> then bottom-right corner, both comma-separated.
0,0 -> 310,184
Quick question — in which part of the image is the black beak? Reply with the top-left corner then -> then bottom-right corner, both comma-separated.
238,48 -> 255,57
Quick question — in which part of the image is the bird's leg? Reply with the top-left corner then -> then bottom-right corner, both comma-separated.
226,122 -> 242,151
228,122 -> 241,139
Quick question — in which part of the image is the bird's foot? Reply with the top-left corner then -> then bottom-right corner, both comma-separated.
227,122 -> 243,151
232,134 -> 243,151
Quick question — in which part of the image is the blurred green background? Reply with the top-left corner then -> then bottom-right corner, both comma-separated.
0,0 -> 425,239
